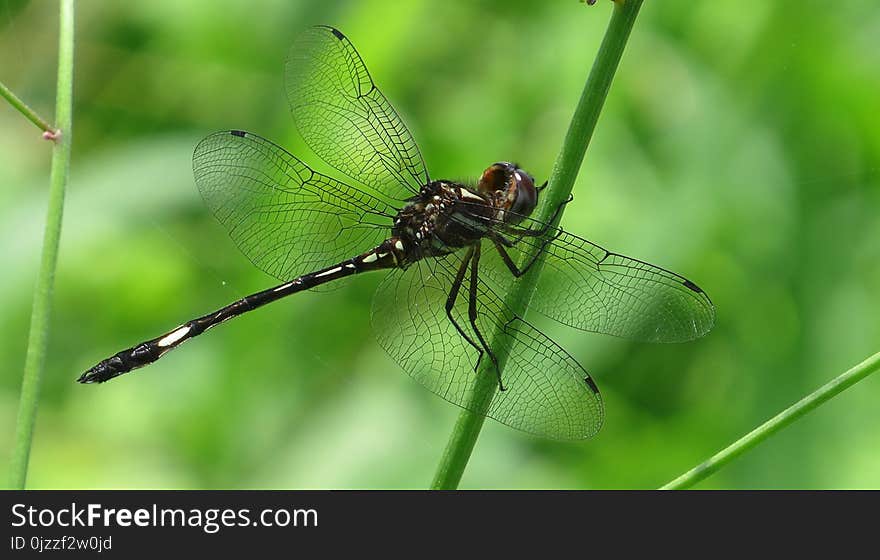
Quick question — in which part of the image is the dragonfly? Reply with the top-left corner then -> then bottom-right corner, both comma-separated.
78,25 -> 715,440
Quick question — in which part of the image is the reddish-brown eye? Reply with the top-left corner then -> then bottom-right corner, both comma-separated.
509,168 -> 537,219
477,163 -> 508,194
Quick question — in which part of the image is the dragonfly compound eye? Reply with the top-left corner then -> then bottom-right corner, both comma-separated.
508,167 -> 537,219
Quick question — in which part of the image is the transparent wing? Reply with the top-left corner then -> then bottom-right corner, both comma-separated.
193,130 -> 394,281
452,204 -> 716,342
285,25 -> 429,201
372,254 -> 603,440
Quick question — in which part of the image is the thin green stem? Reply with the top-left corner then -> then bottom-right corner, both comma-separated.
661,350 -> 880,490
8,0 -> 75,490
0,80 -> 57,136
431,0 -> 644,490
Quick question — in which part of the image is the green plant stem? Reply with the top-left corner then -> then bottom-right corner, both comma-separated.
0,81 -> 57,135
430,0 -> 644,490
8,0 -> 75,490
661,350 -> 880,490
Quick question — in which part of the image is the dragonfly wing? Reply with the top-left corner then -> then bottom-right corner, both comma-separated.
193,130 -> 394,281
478,223 -> 716,342
285,26 -> 429,201
372,254 -> 603,440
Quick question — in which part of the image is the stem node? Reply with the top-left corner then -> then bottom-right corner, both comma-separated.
42,129 -> 62,142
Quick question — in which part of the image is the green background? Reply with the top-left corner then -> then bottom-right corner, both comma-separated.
1,0 -> 878,489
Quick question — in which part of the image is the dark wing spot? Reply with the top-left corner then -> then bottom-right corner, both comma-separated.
230,130 -> 246,138
682,279 -> 703,293
329,27 -> 346,40
584,376 -> 600,395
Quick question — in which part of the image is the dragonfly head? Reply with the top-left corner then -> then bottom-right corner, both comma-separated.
477,162 -> 537,224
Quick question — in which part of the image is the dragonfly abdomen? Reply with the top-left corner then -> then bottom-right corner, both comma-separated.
78,242 -> 403,384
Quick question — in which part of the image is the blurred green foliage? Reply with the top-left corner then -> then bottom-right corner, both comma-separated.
1,0 -> 878,489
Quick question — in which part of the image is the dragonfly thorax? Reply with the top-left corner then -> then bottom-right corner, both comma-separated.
392,180 -> 497,262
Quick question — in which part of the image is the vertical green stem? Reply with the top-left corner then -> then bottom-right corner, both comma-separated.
660,350 -> 880,490
8,0 -> 75,490
431,0 -> 644,490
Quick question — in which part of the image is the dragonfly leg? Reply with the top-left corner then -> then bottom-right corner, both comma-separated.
468,244 -> 505,391
445,248 -> 485,371
490,228 -> 563,278
492,232 -> 519,249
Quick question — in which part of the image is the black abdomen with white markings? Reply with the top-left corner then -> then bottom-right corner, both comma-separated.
79,242 -> 402,383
